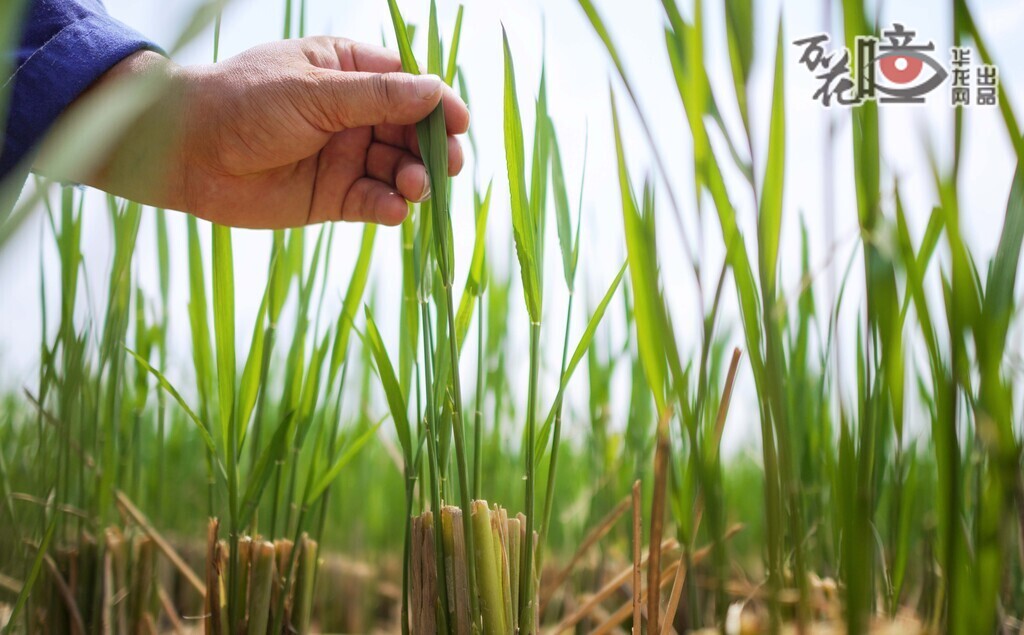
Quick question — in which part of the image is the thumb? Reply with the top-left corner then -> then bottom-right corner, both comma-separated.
310,71 -> 443,130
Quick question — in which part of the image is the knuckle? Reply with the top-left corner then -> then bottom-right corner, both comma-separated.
342,183 -> 366,222
299,70 -> 343,129
305,35 -> 334,49
369,74 -> 393,109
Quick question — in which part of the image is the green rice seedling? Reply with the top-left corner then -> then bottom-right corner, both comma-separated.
611,125 -> 672,634
469,184 -> 492,502
365,5 -> 626,633
245,230 -> 295,527
535,260 -> 626,542
501,30 -> 545,633
185,215 -> 218,515
130,207 -> 378,634
535,126 -> 584,560
383,3 -> 481,628
502,28 -> 633,633
150,211 -> 171,520
914,127 -> 1024,635
573,0 -> 1024,630
310,225 -> 376,537
587,0 -> 829,627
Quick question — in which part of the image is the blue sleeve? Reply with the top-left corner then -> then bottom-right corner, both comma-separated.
1,0 -> 159,179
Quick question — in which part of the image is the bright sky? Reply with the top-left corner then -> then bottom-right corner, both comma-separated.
1,0 -> 1022,454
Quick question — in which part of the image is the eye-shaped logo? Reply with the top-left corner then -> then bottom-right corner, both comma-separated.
857,23 -> 949,103
794,23 -> 991,108
874,49 -> 948,102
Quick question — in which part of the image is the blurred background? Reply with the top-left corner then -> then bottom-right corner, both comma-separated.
2,0 -> 1023,455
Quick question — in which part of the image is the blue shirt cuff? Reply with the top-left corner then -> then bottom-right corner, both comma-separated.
1,6 -> 159,179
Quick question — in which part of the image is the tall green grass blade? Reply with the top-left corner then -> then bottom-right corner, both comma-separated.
211,225 -> 236,454
530,64 -> 550,274
967,158 -> 1023,633
536,261 -> 626,459
978,162 -> 1024,385
363,306 -> 413,466
575,0 -> 692,260
329,225 -> 377,383
96,199 -> 141,521
444,5 -> 464,87
1,501 -> 58,635
758,22 -> 785,299
187,218 -> 214,411
238,412 -> 295,530
423,117 -> 453,286
427,0 -> 443,76
954,0 -> 1023,163
411,0 -> 455,288
550,130 -> 575,290
503,28 -> 542,324
209,218 -> 244,631
895,200 -> 941,369
723,0 -> 753,135
538,261 -> 626,566
128,350 -> 219,462
237,264 -> 275,448
454,181 -> 492,349
305,419 -> 384,504
399,215 -> 419,399
385,0 -> 420,75
611,94 -> 668,415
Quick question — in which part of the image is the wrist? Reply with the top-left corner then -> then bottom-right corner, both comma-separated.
36,50 -> 194,211
98,50 -> 190,210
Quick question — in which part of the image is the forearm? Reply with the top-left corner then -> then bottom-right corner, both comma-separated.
33,50 -> 193,212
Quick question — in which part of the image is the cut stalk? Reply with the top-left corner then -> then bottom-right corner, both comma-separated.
441,506 -> 471,633
507,515 -> 521,633
473,501 -> 506,634
494,507 -> 514,631
236,537 -> 252,629
246,541 -> 275,635
293,535 -> 317,634
411,513 -> 438,634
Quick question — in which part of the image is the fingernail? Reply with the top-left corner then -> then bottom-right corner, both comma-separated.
412,75 -> 442,100
418,176 -> 432,201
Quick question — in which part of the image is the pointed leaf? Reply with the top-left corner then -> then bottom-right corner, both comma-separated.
503,28 -> 542,323
363,306 -> 413,465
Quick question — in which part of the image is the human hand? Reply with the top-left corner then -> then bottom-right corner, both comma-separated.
72,37 -> 469,228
